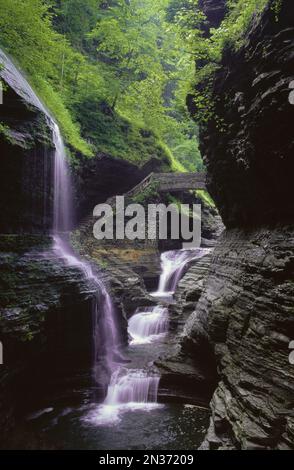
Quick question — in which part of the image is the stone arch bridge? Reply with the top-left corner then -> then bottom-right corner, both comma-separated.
125,172 -> 207,198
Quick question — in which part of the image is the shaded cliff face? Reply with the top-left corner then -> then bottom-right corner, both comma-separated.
0,236 -> 96,435
0,49 -> 54,234
193,228 -> 294,449
184,0 -> 294,449
200,0 -> 294,228
72,153 -> 165,224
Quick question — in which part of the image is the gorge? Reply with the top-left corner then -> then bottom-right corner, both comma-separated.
1,0 -> 294,452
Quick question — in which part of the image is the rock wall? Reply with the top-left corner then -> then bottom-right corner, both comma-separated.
193,228 -> 294,449
0,49 -> 54,234
201,0 -> 294,228
72,153 -> 165,224
185,0 -> 294,449
0,236 -> 97,436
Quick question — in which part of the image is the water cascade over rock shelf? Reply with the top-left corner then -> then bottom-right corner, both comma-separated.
88,248 -> 211,426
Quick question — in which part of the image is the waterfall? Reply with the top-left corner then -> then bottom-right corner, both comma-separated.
128,251 -> 201,345
0,48 -> 45,111
50,119 -> 121,378
52,121 -> 72,233
128,306 -> 169,345
151,248 -> 210,300
85,366 -> 161,425
49,95 -> 163,424
105,368 -> 159,405
128,249 -> 210,346
0,47 -> 122,395
95,248 -> 211,424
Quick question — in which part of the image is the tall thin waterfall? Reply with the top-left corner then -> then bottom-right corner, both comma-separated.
52,122 -> 72,233
50,119 -> 120,378
0,47 -> 121,388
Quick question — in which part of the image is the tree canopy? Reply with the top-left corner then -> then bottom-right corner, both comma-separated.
0,0 -> 274,169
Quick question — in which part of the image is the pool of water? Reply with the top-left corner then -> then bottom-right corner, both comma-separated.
5,402 -> 209,450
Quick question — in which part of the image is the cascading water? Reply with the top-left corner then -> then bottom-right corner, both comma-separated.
49,96 -> 164,425
94,248 -> 211,424
1,49 -> 212,445
45,114 -> 212,425
1,47 -> 124,415
85,367 -> 161,425
128,249 -> 210,346
40,55 -> 210,424
128,306 -> 169,345
104,369 -> 159,406
151,248 -> 210,301
52,121 -> 72,234
0,48 -> 45,111
50,119 -> 120,379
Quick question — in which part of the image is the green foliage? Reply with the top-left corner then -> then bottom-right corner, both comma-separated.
0,0 -> 191,169
33,77 -> 93,156
1,0 -> 252,172
86,0 -> 203,170
0,0 -> 93,155
170,0 -> 270,124
52,0 -> 100,50
158,141 -> 187,173
73,98 -> 171,166
209,0 -> 269,53
0,0 -> 272,172
195,190 -> 216,208
271,0 -> 282,21
0,122 -> 14,145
